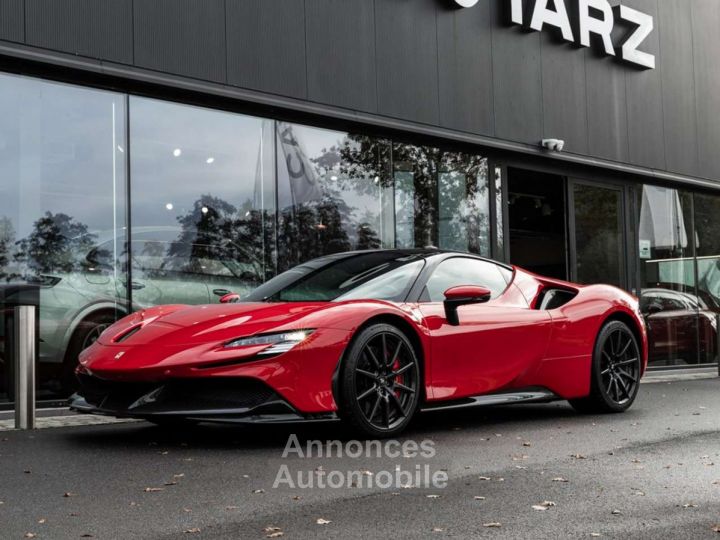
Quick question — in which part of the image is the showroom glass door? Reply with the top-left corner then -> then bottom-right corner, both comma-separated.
569,180 -> 628,289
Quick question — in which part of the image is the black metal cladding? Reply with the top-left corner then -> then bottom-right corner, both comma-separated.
0,0 -> 719,186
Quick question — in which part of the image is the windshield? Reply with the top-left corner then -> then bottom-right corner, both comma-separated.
243,252 -> 426,302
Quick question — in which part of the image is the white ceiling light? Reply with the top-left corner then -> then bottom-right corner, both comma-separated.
165,203 -> 174,210
206,157 -> 215,164
201,206 -> 209,214
173,148 -> 182,157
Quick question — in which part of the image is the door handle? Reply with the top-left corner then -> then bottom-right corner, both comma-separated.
131,281 -> 146,290
213,288 -> 232,297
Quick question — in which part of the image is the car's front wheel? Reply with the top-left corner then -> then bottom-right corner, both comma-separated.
338,324 -> 421,438
570,320 -> 642,414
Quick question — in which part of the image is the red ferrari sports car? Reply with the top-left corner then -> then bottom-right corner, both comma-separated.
71,250 -> 648,436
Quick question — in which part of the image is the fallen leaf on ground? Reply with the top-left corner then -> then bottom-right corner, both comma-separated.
426,494 -> 441,499
483,522 -> 502,528
183,528 -> 200,534
263,526 -> 282,534
267,533 -> 283,539
571,454 -> 587,460
432,527 -> 444,532
63,492 -> 75,497
252,489 -> 265,494
552,477 -> 569,483
478,476 -> 491,481
24,534 -> 35,539
681,503 -> 698,508
143,487 -> 164,492
316,518 -> 331,525
611,510 -> 622,515
474,496 -> 486,500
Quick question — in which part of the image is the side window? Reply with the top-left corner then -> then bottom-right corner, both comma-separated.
423,258 -> 509,302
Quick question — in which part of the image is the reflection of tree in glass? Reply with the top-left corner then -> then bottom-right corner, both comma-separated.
326,136 -> 489,254
13,212 -> 95,275
0,216 -> 15,280
170,194 -> 275,285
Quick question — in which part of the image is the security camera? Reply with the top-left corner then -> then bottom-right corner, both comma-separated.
541,139 -> 565,152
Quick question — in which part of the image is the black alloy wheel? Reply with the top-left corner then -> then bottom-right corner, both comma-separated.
339,324 -> 420,437
570,320 -> 642,414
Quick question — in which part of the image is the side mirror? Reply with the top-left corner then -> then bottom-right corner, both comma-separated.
645,302 -> 662,315
219,292 -> 241,304
443,285 -> 492,326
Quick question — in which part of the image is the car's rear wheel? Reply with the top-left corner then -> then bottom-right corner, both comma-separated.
570,320 -> 641,414
338,324 -> 420,438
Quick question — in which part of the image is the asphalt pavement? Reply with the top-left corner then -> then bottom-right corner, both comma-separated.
1,378 -> 720,539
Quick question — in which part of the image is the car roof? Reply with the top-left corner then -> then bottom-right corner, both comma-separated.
315,248 -> 513,271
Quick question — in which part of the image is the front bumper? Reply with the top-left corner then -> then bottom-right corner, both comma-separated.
70,374 -> 337,424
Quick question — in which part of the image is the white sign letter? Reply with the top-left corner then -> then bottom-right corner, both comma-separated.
530,0 -> 574,42
616,5 -> 655,69
454,0 -> 479,6
510,0 -> 524,25
577,0 -> 615,56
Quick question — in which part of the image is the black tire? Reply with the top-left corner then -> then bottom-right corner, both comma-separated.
570,320 -> 642,414
338,324 -> 421,438
62,312 -> 116,393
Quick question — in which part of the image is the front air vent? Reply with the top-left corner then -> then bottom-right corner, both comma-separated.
114,325 -> 142,343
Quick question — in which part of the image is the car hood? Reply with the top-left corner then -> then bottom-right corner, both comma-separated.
98,302 -> 333,347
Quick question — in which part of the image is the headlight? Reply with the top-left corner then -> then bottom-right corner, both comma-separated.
224,330 -> 314,356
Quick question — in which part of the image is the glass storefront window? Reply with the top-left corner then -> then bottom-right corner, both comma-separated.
130,97 -> 276,303
393,143 -> 491,256
637,186 -> 702,367
276,124 -> 393,271
693,192 -> 720,364
0,73 -> 127,399
573,183 -> 624,287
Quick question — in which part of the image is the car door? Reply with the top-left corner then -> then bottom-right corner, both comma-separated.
418,257 -> 552,400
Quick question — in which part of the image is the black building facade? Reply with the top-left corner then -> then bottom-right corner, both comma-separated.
1,0 -> 719,401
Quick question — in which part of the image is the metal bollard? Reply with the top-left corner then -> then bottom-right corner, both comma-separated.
14,305 -> 36,430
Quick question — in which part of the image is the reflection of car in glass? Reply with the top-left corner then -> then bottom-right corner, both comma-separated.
72,249 -> 648,437
21,227 -> 264,393
640,288 -> 717,364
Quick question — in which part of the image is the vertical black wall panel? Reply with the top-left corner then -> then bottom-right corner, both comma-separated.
623,0 -> 665,170
306,0 -> 377,113
585,53 -> 629,163
0,0 -> 24,43
491,8 -> 543,144
134,0 -> 226,83
437,1 -> 494,136
692,0 -> 720,181
226,0 -> 307,100
26,0 -> 132,64
540,34 -> 589,156
658,0 -> 699,177
375,0 -> 439,125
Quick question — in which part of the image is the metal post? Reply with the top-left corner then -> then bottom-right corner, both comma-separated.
14,305 -> 35,430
